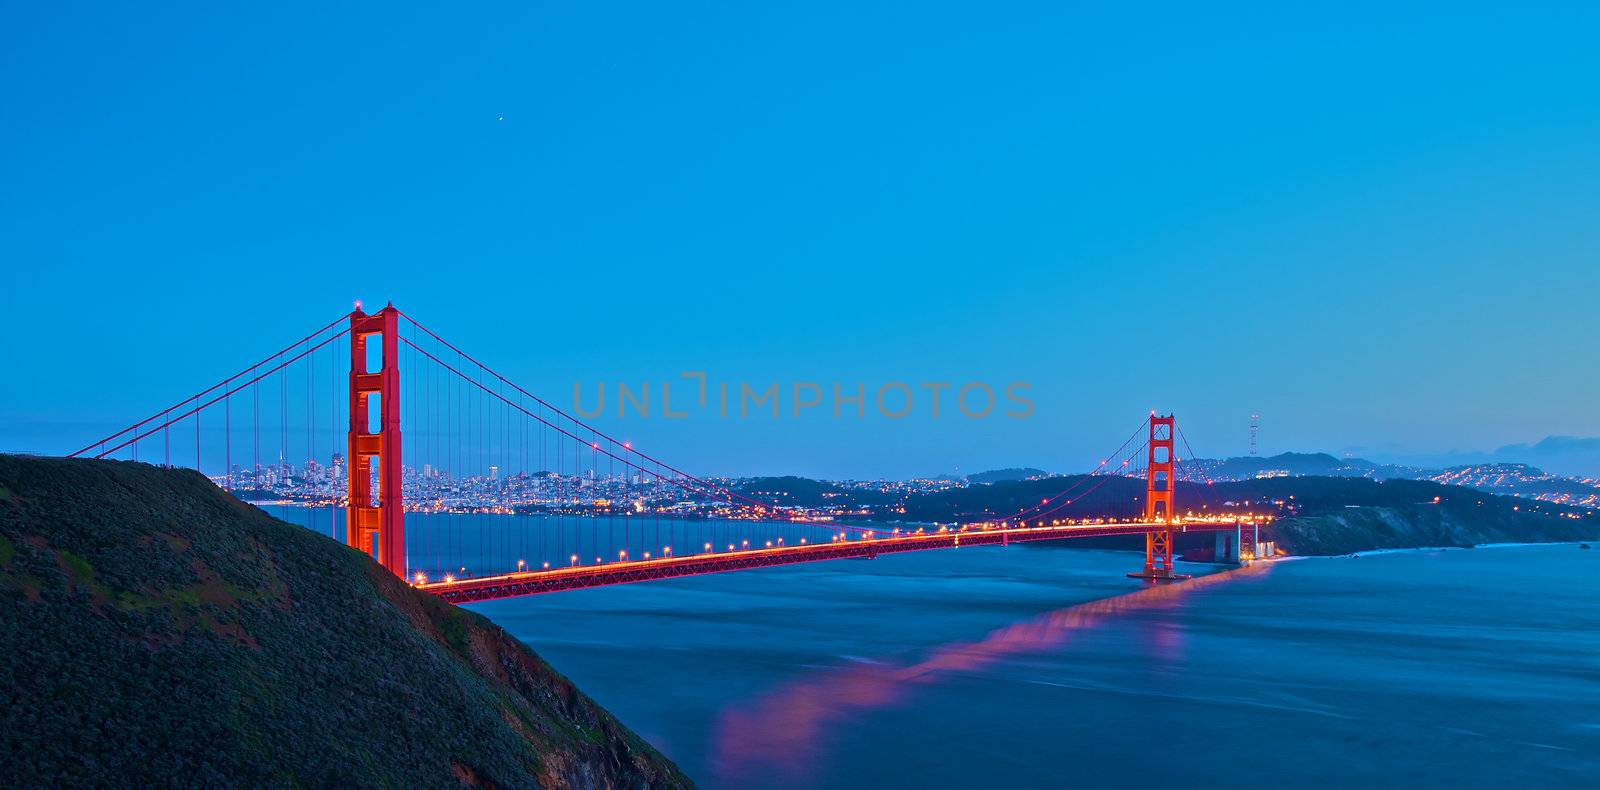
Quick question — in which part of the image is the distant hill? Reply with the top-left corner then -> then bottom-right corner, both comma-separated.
1489,436 -> 1600,478
1182,451 -> 1428,481
1209,452 -> 1364,478
897,474 -> 1152,523
1221,475 -> 1598,554
965,468 -> 1048,485
731,475 -> 895,508
1185,449 -> 1600,510
1431,463 -> 1600,509
885,472 -> 1597,555
1354,435 -> 1600,479
0,455 -> 689,788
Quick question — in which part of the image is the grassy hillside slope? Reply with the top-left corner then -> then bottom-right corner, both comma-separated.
0,455 -> 690,789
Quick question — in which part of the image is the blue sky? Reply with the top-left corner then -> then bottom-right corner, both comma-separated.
3,2 -> 1598,478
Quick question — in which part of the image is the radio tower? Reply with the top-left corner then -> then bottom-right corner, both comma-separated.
1249,413 -> 1260,456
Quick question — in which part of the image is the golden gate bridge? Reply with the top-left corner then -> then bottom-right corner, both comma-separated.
70,304 -> 1267,603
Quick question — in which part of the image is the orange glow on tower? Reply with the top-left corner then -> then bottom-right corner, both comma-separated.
1137,414 -> 1179,579
347,304 -> 405,576
1146,415 -> 1175,523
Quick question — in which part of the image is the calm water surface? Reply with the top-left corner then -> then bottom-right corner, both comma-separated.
460,541 -> 1600,788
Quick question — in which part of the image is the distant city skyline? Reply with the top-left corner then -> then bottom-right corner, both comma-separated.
4,2 -> 1599,478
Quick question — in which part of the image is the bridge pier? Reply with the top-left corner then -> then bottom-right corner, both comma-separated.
1127,527 -> 1190,580
1215,528 -> 1240,563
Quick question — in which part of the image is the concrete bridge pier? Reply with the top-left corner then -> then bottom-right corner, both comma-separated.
1215,529 -> 1241,563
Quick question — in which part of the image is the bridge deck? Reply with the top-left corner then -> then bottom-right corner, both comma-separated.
418,520 -> 1246,603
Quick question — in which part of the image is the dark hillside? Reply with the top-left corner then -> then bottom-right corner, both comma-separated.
0,455 -> 690,789
965,468 -> 1047,484
731,475 -> 893,508
898,475 -> 1188,523
892,473 -> 1597,556
1207,476 -> 1597,553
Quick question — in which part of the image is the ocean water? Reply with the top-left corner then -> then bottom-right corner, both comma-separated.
466,541 -> 1600,788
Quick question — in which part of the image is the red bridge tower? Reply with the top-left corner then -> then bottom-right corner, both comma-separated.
1130,414 -> 1186,580
347,303 -> 405,576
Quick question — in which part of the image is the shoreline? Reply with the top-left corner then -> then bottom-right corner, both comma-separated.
1285,539 -> 1591,561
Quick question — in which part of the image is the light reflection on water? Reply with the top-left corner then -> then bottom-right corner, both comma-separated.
456,538 -> 1598,789
711,562 -> 1273,785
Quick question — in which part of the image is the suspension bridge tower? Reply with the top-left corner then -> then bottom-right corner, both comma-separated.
346,303 -> 405,575
1130,414 -> 1187,580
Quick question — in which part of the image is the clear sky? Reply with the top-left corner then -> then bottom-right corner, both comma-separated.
3,2 -> 1598,478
